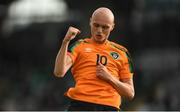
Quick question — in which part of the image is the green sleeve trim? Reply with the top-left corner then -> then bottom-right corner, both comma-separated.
110,43 -> 127,52
125,51 -> 134,73
68,39 -> 83,53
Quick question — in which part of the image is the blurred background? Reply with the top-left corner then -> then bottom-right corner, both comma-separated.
0,0 -> 180,111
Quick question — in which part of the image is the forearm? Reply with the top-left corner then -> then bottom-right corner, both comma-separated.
108,76 -> 134,100
54,26 -> 80,77
54,40 -> 70,77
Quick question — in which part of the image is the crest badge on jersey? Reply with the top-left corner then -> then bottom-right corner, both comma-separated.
110,52 -> 120,60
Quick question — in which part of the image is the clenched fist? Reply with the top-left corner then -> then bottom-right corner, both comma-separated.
63,26 -> 81,42
96,61 -> 112,82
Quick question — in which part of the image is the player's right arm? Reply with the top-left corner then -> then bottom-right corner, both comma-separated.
54,26 -> 80,77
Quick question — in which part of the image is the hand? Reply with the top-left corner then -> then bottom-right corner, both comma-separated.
63,26 -> 81,42
96,61 -> 112,82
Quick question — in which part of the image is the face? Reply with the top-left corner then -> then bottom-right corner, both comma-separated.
90,13 -> 114,44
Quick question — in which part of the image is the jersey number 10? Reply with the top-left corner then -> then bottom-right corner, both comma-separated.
96,54 -> 107,66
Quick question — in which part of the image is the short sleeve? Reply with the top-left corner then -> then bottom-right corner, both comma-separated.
119,51 -> 134,79
67,40 -> 82,63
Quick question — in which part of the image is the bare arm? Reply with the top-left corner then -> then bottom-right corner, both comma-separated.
107,76 -> 134,100
54,40 -> 72,77
54,26 -> 80,77
96,62 -> 135,100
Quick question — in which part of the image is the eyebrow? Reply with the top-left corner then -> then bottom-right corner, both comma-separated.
93,22 -> 110,28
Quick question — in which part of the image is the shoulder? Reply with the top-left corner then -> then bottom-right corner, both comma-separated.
109,41 -> 128,53
68,38 -> 90,52
109,41 -> 132,60
109,41 -> 134,73
70,38 -> 88,46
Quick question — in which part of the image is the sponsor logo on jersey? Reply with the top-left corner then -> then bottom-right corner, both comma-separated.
110,52 -> 120,60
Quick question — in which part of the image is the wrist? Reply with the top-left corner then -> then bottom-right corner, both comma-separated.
107,74 -> 115,84
62,39 -> 70,44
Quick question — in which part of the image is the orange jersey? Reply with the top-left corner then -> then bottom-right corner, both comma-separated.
65,38 -> 133,109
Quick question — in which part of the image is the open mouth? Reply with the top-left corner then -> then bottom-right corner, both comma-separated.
96,34 -> 102,38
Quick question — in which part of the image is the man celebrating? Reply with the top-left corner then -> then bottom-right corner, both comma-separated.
54,7 -> 135,111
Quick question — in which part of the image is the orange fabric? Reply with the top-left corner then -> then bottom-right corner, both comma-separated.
65,38 -> 133,109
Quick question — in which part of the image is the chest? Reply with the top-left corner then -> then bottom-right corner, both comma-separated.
76,45 -> 122,67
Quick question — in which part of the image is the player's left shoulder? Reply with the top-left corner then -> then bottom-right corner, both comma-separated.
109,41 -> 134,72
108,41 -> 134,61
109,41 -> 129,53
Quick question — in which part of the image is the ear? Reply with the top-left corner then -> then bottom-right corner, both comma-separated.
89,17 -> 92,26
111,23 -> 115,31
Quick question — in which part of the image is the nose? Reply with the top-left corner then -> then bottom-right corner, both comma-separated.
97,26 -> 103,33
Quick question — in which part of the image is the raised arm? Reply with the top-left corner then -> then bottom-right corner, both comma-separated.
54,26 -> 80,77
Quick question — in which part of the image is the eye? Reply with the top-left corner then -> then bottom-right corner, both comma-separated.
93,23 -> 100,28
102,25 -> 109,30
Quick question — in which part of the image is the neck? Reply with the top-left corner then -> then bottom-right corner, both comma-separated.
91,37 -> 108,45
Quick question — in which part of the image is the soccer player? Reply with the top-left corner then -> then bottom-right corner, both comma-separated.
54,7 -> 135,111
